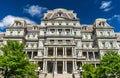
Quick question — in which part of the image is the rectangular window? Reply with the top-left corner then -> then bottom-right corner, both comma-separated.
44,32 -> 46,36
50,29 -> 55,33
74,32 -> 76,36
50,40 -> 54,44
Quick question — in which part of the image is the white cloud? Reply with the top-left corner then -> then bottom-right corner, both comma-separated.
108,15 -> 120,22
100,1 -> 112,12
0,15 -> 36,27
24,5 -> 47,17
104,7 -> 113,12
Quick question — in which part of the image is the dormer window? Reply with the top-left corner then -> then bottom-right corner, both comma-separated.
50,40 -> 54,44
57,12 -> 63,17
82,27 -> 87,30
99,22 -> 105,26
50,29 -> 55,33
66,29 -> 70,35
15,21 -> 22,26
58,40 -> 62,44
58,29 -> 62,35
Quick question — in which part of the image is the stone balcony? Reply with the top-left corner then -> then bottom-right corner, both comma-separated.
25,47 -> 38,50
96,35 -> 116,39
77,56 -> 86,60
25,38 -> 38,41
46,34 -> 74,37
4,34 -> 25,38
100,47 -> 118,50
44,42 -> 76,45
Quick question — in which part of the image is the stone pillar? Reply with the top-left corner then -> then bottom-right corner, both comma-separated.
65,61 -> 67,73
93,51 -> 95,60
44,47 -> 46,56
75,60 -> 77,70
45,61 -> 47,72
56,47 -> 57,56
87,51 -> 89,60
63,61 -> 65,73
54,47 -> 56,56
63,61 -> 67,73
31,51 -> 33,59
54,61 -> 57,74
73,61 -> 75,72
43,60 -> 46,73
63,47 -> 64,57
65,47 -> 67,57
46,47 -> 48,56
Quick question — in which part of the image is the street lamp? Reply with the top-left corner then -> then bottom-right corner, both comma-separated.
79,67 -> 84,78
38,67 -> 42,78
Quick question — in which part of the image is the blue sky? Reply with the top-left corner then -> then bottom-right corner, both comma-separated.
0,0 -> 120,32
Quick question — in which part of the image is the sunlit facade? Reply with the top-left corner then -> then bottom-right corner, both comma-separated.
0,8 -> 120,78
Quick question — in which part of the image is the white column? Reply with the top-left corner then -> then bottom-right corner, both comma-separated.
73,61 -> 75,72
54,47 -> 56,56
44,47 -> 46,56
63,47 -> 64,57
43,60 -> 46,72
87,51 -> 89,60
54,61 -> 57,74
63,61 -> 67,73
56,47 -> 57,56
46,47 -> 48,56
63,61 -> 65,73
43,60 -> 47,73
75,61 -> 77,70
31,51 -> 33,59
93,51 -> 95,60
65,47 -> 67,57
65,61 -> 67,73
45,61 -> 47,72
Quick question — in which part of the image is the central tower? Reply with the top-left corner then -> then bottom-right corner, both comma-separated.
38,8 -> 81,76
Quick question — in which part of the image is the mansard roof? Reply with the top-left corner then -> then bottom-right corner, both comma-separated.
42,8 -> 79,20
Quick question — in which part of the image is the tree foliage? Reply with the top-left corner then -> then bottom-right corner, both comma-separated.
98,50 -> 120,78
82,64 -> 96,78
82,50 -> 120,78
0,40 -> 37,78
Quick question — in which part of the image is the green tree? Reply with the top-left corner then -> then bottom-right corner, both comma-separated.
98,50 -> 120,78
0,40 -> 37,78
82,50 -> 120,78
82,64 -> 96,78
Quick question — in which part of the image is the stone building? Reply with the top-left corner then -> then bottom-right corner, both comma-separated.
0,8 -> 120,78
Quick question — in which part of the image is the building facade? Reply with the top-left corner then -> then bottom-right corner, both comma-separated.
0,8 -> 120,78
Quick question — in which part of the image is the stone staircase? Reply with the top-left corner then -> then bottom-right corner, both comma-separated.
45,73 -> 73,78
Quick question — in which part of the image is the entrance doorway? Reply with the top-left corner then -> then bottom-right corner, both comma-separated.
47,61 -> 53,73
38,61 -> 43,70
57,61 -> 63,74
67,61 -> 73,73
